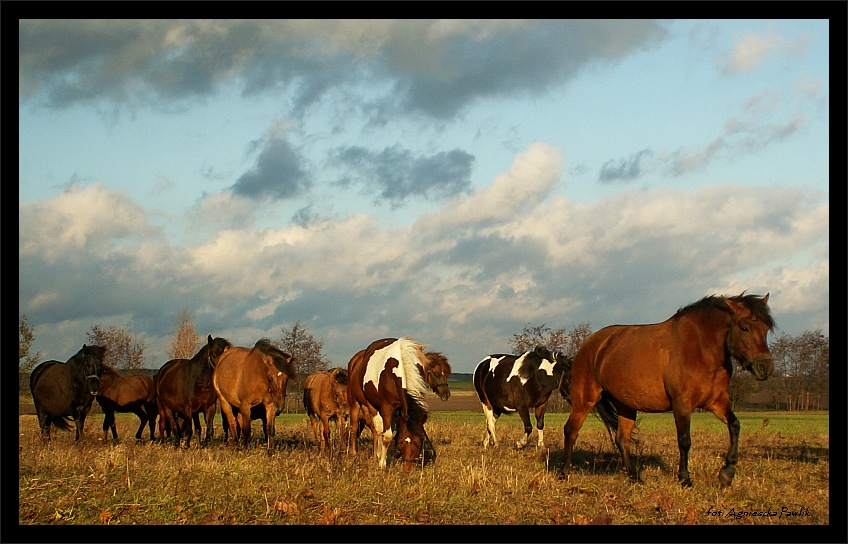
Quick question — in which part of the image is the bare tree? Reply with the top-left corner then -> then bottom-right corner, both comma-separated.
19,314 -> 41,393
87,324 -> 147,371
169,308 -> 200,360
510,322 -> 592,359
276,320 -> 331,379
767,330 -> 829,411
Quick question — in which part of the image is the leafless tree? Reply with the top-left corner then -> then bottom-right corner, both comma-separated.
87,324 -> 147,371
19,314 -> 41,393
168,308 -> 200,360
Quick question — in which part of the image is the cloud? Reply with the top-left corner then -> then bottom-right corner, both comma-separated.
598,149 -> 653,183
19,20 -> 669,122
231,136 -> 311,200
331,145 -> 474,207
19,145 -> 828,371
719,29 -> 810,75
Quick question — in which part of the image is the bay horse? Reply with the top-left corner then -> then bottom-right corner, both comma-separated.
155,335 -> 231,448
347,337 -> 433,472
96,366 -> 157,441
557,292 -> 775,487
473,345 -> 570,449
213,339 -> 297,448
30,344 -> 106,441
303,367 -> 349,452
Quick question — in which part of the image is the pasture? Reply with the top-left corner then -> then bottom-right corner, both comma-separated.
17,407 -> 829,532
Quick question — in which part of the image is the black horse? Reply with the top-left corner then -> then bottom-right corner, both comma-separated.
30,344 -> 107,441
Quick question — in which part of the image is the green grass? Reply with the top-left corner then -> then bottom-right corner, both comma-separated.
18,410 -> 830,529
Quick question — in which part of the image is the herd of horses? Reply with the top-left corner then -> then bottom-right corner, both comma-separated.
28,292 -> 776,487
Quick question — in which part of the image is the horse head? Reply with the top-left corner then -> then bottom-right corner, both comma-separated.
205,335 -> 232,368
329,368 -> 349,412
724,293 -> 775,381
76,344 -> 106,396
423,351 -> 452,401
256,340 -> 296,416
396,412 -> 430,473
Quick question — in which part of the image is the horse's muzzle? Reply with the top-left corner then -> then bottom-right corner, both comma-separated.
743,355 -> 774,381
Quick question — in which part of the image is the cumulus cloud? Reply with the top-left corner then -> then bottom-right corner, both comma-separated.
19,20 -> 669,121
19,145 -> 829,369
331,145 -> 474,207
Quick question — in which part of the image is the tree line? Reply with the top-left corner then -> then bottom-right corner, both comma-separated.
19,313 -> 829,412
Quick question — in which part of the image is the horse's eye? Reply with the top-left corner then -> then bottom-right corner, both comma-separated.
740,325 -> 749,332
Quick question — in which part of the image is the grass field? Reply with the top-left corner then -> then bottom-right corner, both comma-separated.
16,408 -> 831,535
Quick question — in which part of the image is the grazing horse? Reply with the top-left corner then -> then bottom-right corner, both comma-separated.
155,335 -> 231,448
347,337 -> 433,472
473,346 -> 570,449
213,339 -> 297,448
558,293 -> 775,487
96,366 -> 157,441
303,367 -> 349,452
30,345 -> 106,441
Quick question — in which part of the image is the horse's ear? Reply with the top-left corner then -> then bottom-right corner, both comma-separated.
534,345 -> 550,358
762,293 -> 769,304
724,298 -> 744,315
208,334 -> 214,344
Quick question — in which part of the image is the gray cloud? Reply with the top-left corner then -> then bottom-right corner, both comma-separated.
332,145 -> 474,207
231,137 -> 311,200
598,149 -> 653,183
19,20 -> 669,122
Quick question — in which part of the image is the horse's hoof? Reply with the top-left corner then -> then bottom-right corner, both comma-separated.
718,467 -> 735,487
679,478 -> 693,488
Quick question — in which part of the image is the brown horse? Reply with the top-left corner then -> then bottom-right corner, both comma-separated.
558,292 -> 775,487
30,344 -> 106,441
213,339 -> 297,448
421,351 -> 452,401
155,335 -> 231,448
347,337 -> 433,472
96,366 -> 157,441
303,367 -> 349,452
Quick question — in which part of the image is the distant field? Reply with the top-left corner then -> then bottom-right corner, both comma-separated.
18,409 -> 829,530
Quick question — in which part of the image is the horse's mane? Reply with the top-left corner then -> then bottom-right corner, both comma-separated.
253,338 -> 298,381
425,351 -> 452,375
676,292 -> 776,331
75,344 -> 106,363
397,338 -> 430,406
193,336 -> 232,362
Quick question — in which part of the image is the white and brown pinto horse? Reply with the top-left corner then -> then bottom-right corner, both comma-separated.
347,337 -> 437,471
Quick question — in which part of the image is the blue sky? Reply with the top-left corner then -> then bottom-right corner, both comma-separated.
18,19 -> 830,373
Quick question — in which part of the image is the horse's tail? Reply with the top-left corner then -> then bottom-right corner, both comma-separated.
51,415 -> 73,431
594,392 -> 639,448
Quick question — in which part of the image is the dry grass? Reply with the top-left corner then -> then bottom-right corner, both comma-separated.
17,410 -> 831,536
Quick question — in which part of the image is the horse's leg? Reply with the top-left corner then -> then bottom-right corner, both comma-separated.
534,403 -> 548,448
704,394 -> 740,487
672,404 -> 694,487
614,406 -> 639,483
559,386 -> 602,477
203,404 -> 217,445
372,412 -> 388,467
239,407 -> 253,447
515,404 -> 533,449
263,403 -> 275,449
347,402 -> 360,456
321,414 -> 331,453
134,409 -> 147,440
146,402 -> 158,440
310,415 -> 322,449
481,404 -> 498,448
218,400 -> 238,447
75,408 -> 87,442
102,409 -> 113,441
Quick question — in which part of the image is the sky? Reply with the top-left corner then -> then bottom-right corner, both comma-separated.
18,19 -> 831,375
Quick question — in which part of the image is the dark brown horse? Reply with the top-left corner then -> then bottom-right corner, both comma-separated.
558,293 -> 775,487
213,339 -> 297,448
347,337 -> 433,472
30,344 -> 106,441
155,335 -> 231,448
303,367 -> 349,452
96,366 -> 157,441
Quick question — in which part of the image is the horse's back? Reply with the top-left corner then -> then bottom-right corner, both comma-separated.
213,346 -> 253,406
